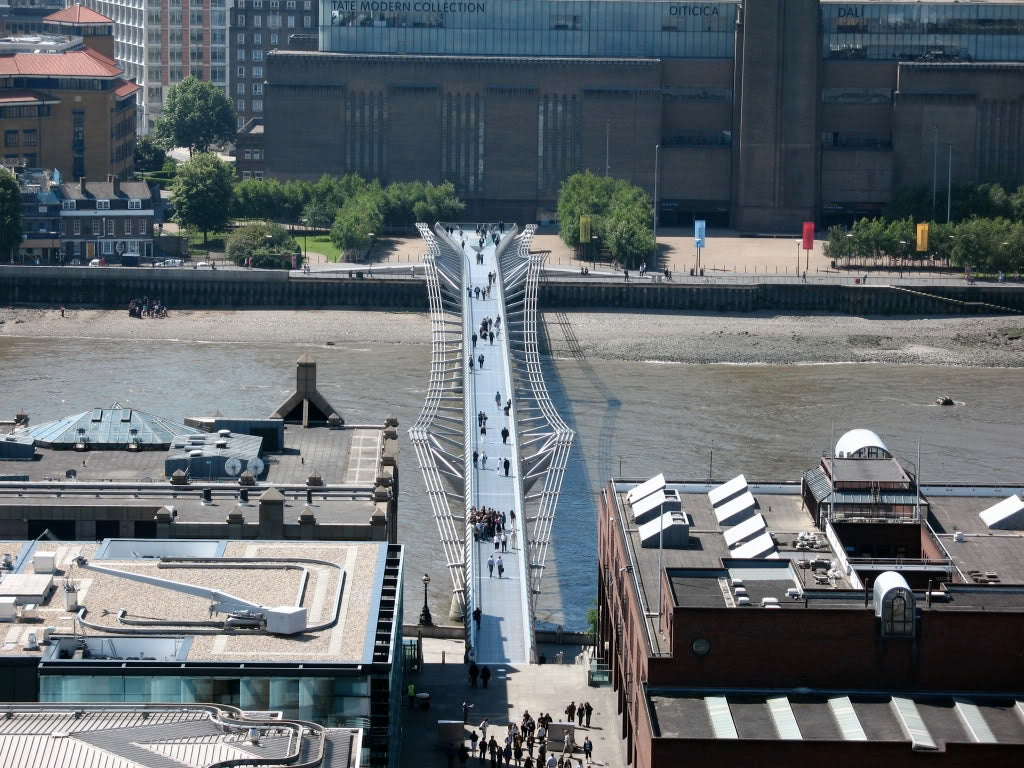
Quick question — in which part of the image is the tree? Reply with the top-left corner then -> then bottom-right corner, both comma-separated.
0,168 -> 22,264
226,221 -> 297,268
170,153 -> 235,244
135,135 -> 167,173
153,77 -> 237,156
331,188 -> 384,259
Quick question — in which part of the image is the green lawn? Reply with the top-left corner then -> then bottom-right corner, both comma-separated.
307,234 -> 342,263
184,230 -> 227,257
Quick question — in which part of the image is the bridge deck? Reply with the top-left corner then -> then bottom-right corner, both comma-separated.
462,230 -> 531,665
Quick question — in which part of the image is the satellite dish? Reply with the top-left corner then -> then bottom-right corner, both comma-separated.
224,457 -> 242,477
246,457 -> 265,478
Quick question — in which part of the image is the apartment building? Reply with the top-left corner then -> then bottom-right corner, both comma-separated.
0,14 -> 138,180
228,0 -> 316,129
80,0 -> 229,133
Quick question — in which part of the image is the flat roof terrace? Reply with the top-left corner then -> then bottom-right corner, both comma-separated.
0,539 -> 398,665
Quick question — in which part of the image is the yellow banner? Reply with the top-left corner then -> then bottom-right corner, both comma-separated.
916,223 -> 929,252
579,215 -> 592,243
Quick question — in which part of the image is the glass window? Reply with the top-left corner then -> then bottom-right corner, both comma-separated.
254,33 -> 262,44
243,170 -> 252,178
237,83 -> 246,94
3,130 -> 17,148
73,219 -> 81,235
287,14 -> 295,28
97,199 -> 110,210
23,129 -> 38,147
237,33 -> 246,44
237,14 -> 245,26
106,219 -> 115,236
237,99 -> 246,111
237,49 -> 246,60
253,49 -> 263,61
253,83 -> 263,95
270,33 -> 277,44
252,65 -> 263,78
237,66 -> 246,77
253,99 -> 263,112
304,15 -> 311,28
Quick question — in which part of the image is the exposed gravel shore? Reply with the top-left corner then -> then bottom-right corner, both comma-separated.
1,307 -> 1022,367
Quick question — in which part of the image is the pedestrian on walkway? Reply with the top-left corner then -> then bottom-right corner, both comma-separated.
407,682 -> 416,709
501,531 -> 508,551
480,719 -> 489,742
495,391 -> 501,406
473,606 -> 481,627
481,423 -> 487,436
565,702 -> 576,724
469,663 -> 479,687
487,555 -> 495,577
481,665 -> 492,688
576,706 -> 584,727
478,353 -> 485,369
473,450 -> 479,467
501,427 -> 509,444
467,286 -> 472,299
562,732 -> 572,755
503,458 -> 510,477
459,743 -> 471,768
583,702 -> 593,727
497,556 -> 504,578
489,331 -> 494,345
469,356 -> 474,372
582,738 -> 592,760
481,452 -> 488,468
472,333 -> 478,348
489,737 -> 500,768
479,738 -> 487,764
494,534 -> 500,551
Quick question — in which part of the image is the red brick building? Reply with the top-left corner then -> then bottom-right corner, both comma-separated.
598,449 -> 1024,766
0,8 -> 137,180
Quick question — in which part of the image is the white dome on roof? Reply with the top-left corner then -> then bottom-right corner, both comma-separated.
835,429 -> 890,458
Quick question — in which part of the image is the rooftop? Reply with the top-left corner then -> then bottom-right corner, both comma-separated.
0,539 -> 400,666
44,4 -> 113,25
648,689 -> 1024,749
60,179 -> 153,200
0,48 -> 121,78
611,478 -> 1024,641
0,703 -> 358,768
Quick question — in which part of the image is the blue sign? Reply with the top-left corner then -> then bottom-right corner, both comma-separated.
694,220 -> 706,248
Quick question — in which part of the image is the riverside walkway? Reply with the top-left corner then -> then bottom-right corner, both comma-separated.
409,223 -> 573,665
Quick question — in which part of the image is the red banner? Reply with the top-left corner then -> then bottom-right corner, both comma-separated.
802,221 -> 814,251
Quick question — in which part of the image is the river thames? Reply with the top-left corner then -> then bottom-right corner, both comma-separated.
2,331 -> 1022,630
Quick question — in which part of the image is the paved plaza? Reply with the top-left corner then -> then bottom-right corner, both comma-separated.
400,639 -> 625,768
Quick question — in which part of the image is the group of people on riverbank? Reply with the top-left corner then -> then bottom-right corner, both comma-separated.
127,296 -> 167,318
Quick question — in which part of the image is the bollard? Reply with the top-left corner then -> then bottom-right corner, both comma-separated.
442,650 -> 446,664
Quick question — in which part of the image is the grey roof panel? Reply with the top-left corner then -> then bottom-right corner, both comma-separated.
728,698 -> 777,740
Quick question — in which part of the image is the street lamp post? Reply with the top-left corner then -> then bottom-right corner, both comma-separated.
653,144 -> 660,265
366,232 -> 375,269
300,217 -> 308,265
419,573 -> 433,626
795,240 -> 801,276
